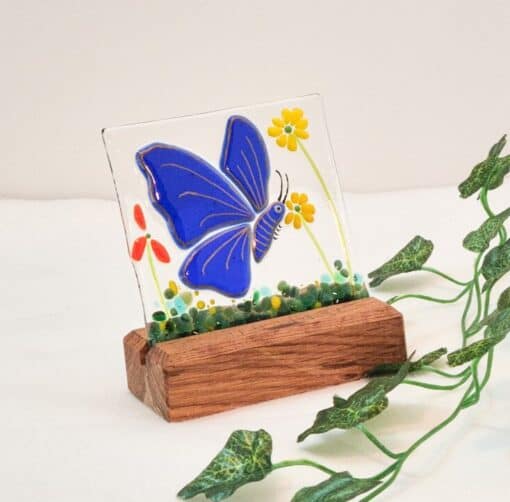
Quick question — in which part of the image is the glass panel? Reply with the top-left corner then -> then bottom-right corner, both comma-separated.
103,95 -> 368,344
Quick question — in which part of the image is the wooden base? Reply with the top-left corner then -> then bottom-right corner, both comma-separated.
123,297 -> 406,421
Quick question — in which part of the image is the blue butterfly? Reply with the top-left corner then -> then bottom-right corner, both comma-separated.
136,115 -> 289,298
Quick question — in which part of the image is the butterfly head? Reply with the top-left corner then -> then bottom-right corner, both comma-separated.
267,201 -> 285,222
269,169 -> 289,226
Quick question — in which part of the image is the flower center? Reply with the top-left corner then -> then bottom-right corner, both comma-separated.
284,125 -> 293,134
294,205 -> 301,212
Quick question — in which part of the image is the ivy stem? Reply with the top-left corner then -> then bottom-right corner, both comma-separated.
421,365 -> 471,379
463,360 -> 481,407
362,380 -> 476,501
357,424 -> 402,459
420,266 -> 470,286
297,138 -> 353,281
388,285 -> 470,305
461,254 -> 483,345
479,284 -> 496,391
271,459 -> 336,476
480,349 -> 494,390
303,220 -> 336,278
402,372 -> 471,391
480,185 -> 507,243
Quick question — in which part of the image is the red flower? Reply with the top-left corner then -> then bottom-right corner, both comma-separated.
150,239 -> 170,263
130,204 -> 171,264
133,204 -> 146,230
131,236 -> 147,261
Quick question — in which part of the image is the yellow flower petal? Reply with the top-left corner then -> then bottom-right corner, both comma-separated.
303,213 -> 314,223
286,200 -> 294,211
293,214 -> 302,229
298,193 -> 308,204
302,203 -> 315,215
287,134 -> 297,151
272,117 -> 284,127
295,119 -> 308,130
289,108 -> 304,124
285,212 -> 294,225
268,126 -> 282,137
290,192 -> 300,204
282,108 -> 292,122
276,134 -> 287,147
294,128 -> 309,139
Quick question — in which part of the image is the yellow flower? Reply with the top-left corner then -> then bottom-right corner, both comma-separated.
284,192 -> 316,229
267,107 -> 309,151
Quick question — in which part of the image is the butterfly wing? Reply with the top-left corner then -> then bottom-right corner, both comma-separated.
136,143 -> 255,249
220,116 -> 270,213
179,224 -> 252,297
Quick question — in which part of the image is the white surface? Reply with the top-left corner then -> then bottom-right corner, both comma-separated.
2,0 -> 510,198
1,186 -> 509,501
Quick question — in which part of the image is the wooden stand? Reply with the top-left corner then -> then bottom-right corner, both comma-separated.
123,297 -> 406,421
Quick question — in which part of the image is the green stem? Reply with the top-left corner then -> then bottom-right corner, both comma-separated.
462,254 -> 483,344
271,459 -> 336,476
388,285 -> 470,305
480,284 -> 496,390
421,366 -> 471,379
480,186 -> 506,243
363,381 -> 476,501
357,424 -> 402,459
403,380 -> 474,458
420,266 -> 470,286
362,464 -> 402,502
465,360 -> 481,406
297,138 -> 353,280
480,349 -> 494,390
303,220 -> 336,278
479,186 -> 495,218
403,372 -> 470,391
146,239 -> 169,316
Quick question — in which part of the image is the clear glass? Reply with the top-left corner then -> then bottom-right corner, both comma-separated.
103,95 -> 368,344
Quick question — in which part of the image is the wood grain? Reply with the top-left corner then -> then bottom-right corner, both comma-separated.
123,297 -> 406,421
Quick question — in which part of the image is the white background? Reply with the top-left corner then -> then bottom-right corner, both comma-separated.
1,2 -> 510,502
1,0 -> 510,198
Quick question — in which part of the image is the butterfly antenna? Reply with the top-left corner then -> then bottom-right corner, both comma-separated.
282,173 -> 290,203
276,170 -> 284,202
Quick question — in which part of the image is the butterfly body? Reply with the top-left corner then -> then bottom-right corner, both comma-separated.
136,116 -> 288,298
253,202 -> 285,262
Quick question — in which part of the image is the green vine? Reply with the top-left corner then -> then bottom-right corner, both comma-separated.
177,136 -> 510,501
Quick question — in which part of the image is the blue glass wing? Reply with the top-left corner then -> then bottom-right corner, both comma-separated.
136,143 -> 255,248
179,224 -> 252,297
220,116 -> 270,213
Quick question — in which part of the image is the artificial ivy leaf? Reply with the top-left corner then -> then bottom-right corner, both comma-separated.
447,336 -> 506,367
480,286 -> 510,327
177,429 -> 272,501
484,309 -> 510,338
497,286 -> 510,311
291,472 -> 380,502
489,155 -> 510,190
481,238 -> 510,291
368,348 -> 447,376
488,134 -> 507,158
368,236 -> 434,287
333,396 -> 348,407
458,135 -> 508,198
297,392 -> 388,442
463,208 -> 510,253
297,362 -> 410,442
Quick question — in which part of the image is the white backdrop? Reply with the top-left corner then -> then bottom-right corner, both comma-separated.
1,0 -> 510,199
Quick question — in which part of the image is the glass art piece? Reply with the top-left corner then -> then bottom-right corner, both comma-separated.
103,95 -> 368,344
